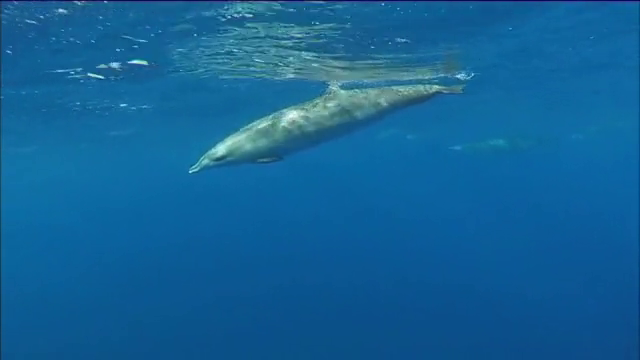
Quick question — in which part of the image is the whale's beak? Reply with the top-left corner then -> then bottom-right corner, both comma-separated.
188,164 -> 202,174
188,157 -> 209,174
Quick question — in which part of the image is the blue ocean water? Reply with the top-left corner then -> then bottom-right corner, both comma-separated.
1,2 -> 639,359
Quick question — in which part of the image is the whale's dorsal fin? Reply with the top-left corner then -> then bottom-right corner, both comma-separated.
325,81 -> 343,94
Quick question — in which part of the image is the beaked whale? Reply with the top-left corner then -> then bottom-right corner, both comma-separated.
188,82 -> 465,173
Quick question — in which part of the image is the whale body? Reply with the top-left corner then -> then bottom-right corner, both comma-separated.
188,83 -> 465,173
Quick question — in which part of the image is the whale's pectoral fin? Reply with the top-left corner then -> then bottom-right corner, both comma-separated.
439,84 -> 466,94
254,156 -> 283,164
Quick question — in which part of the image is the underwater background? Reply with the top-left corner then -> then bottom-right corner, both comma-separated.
1,2 -> 638,359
